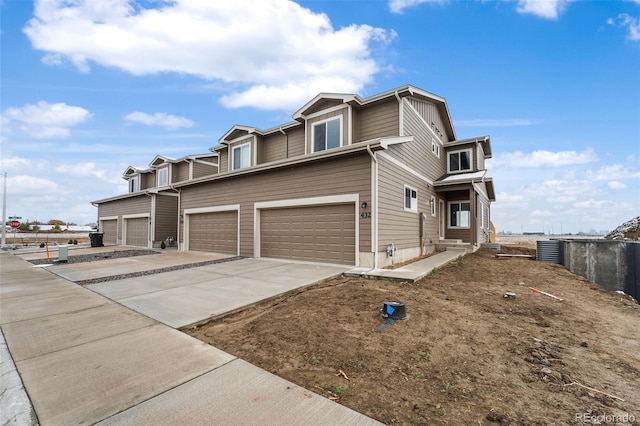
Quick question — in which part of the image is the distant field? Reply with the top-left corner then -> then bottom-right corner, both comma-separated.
496,234 -> 604,248
2,232 -> 90,247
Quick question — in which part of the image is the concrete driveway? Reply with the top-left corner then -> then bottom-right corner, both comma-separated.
77,256 -> 347,328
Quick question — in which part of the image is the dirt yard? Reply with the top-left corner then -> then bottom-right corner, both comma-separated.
186,247 -> 640,425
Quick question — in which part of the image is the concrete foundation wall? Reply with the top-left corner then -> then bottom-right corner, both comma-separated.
560,240 -> 639,301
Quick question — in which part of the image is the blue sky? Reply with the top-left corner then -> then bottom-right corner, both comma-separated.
1,0 -> 638,233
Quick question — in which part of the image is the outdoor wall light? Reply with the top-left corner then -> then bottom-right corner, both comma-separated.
361,202 -> 368,209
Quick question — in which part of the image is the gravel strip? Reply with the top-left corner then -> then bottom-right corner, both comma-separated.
77,256 -> 244,286
29,249 -> 159,265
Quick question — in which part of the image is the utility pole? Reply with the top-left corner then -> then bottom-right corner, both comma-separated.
1,172 -> 7,248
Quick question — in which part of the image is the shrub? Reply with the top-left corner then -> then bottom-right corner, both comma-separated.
39,243 -> 45,248
73,239 -> 78,245
68,239 -> 73,244
160,241 -> 166,249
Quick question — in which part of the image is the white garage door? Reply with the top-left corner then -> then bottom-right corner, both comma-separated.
188,211 -> 238,254
125,217 -> 149,247
260,203 -> 355,265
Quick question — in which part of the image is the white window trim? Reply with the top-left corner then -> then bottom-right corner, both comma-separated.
431,137 -> 441,158
447,148 -> 473,174
431,196 -> 437,217
156,166 -> 169,187
129,175 -> 140,193
403,185 -> 418,213
231,142 -> 251,170
481,201 -> 485,229
311,116 -> 343,153
448,201 -> 471,229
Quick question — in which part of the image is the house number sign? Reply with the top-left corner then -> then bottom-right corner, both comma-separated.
360,212 -> 371,219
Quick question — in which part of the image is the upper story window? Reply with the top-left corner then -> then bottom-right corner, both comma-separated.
232,143 -> 251,170
404,185 -> 418,212
156,166 -> 169,187
431,137 -> 440,158
312,116 -> 341,152
129,175 -> 139,193
448,149 -> 472,173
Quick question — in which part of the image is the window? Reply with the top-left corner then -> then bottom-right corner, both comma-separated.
431,137 -> 440,158
232,143 -> 251,170
431,196 -> 437,217
129,175 -> 139,193
404,185 -> 418,212
156,167 -> 168,187
448,149 -> 472,173
449,202 -> 471,228
312,117 -> 341,152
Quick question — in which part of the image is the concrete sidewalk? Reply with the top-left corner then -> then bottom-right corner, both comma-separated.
0,252 -> 381,425
345,249 -> 467,282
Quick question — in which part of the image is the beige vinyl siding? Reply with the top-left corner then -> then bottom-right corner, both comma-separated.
386,99 -> 445,181
173,163 -> 189,183
445,189 -> 474,243
407,97 -> 448,143
305,99 -> 344,115
192,160 -> 218,179
141,172 -> 155,190
377,155 -> 438,251
154,194 -> 178,245
287,127 -> 305,158
98,196 -> 152,243
477,192 -> 490,244
355,99 -> 399,142
218,148 -> 229,173
180,153 -> 371,257
306,109 -> 348,153
259,133 -> 286,164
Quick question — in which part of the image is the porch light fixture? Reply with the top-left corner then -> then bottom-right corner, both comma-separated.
361,202 -> 368,209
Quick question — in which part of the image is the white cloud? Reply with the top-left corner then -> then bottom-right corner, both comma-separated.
24,0 -> 395,111
455,118 -> 533,127
585,164 -> 640,180
0,156 -> 32,171
516,0 -> 573,20
55,162 -> 124,185
389,0 -> 447,14
492,148 -> 598,168
4,175 -> 58,194
3,101 -> 91,138
124,112 -> 194,130
607,14 -> 640,41
608,181 -> 627,190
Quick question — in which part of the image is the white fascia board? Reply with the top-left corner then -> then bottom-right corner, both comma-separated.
380,135 -> 413,149
184,204 -> 240,215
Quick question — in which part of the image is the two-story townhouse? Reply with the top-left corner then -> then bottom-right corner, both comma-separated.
92,153 -> 218,247
93,85 -> 495,267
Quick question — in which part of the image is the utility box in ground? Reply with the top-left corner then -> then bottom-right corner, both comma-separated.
89,232 -> 104,247
58,245 -> 68,262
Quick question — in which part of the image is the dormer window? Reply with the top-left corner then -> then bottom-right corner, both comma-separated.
312,117 -> 341,152
129,175 -> 139,193
232,143 -> 251,170
156,166 -> 169,187
448,149 -> 472,173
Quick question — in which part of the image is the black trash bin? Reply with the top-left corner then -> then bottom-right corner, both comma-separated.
89,232 -> 104,247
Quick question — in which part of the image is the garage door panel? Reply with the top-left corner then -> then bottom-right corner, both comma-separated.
260,204 -> 355,265
125,217 -> 149,247
102,220 -> 117,245
188,211 -> 238,254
